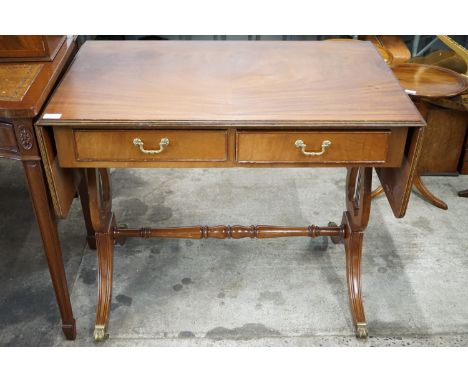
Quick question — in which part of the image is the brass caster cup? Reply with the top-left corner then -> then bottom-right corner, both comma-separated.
94,325 -> 109,342
355,323 -> 368,339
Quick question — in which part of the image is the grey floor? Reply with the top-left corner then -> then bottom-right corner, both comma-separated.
1,159 -> 467,346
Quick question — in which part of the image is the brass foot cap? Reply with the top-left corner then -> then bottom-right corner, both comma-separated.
356,323 -> 368,339
94,325 -> 109,342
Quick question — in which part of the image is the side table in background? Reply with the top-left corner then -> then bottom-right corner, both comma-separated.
0,36 -> 78,339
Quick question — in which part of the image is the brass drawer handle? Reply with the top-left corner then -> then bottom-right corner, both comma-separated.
295,139 -> 331,156
133,137 -> 169,154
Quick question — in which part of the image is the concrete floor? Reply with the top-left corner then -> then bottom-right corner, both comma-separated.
1,159 -> 467,346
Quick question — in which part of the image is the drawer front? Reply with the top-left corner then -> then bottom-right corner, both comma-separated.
237,131 -> 391,164
73,129 -> 228,162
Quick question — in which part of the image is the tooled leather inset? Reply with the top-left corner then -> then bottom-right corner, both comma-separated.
0,63 -> 43,101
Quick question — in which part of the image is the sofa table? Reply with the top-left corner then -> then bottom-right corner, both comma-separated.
37,40 -> 425,341
0,36 -> 77,339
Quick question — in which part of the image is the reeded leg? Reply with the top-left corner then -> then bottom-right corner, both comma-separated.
343,167 -> 372,339
23,160 -> 76,340
94,230 -> 114,341
342,212 -> 367,338
84,168 -> 116,342
413,174 -> 448,210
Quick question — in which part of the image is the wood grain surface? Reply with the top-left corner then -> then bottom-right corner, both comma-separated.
236,130 -> 391,164
415,100 -> 468,174
392,63 -> 468,98
39,40 -> 423,127
0,36 -> 76,119
0,35 -> 66,62
73,129 -> 228,162
53,126 -> 408,168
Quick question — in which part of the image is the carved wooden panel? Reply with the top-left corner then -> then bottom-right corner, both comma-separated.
17,124 -> 33,150
11,121 -> 40,161
0,63 -> 43,101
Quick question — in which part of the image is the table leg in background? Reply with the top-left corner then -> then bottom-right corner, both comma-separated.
22,159 -> 76,340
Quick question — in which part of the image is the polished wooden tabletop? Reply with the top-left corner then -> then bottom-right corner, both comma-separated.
40,40 -> 423,127
392,63 -> 468,98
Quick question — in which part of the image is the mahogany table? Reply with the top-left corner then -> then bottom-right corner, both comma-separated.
37,40 -> 425,341
0,36 -> 77,339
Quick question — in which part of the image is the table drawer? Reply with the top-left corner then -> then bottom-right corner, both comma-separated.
71,129 -> 228,163
237,130 -> 392,164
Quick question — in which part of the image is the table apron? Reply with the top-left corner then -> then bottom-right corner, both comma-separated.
51,126 -> 409,169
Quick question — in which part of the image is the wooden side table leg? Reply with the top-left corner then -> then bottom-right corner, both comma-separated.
342,213 -> 367,338
343,167 -> 372,339
413,174 -> 448,210
22,160 -> 76,340
78,174 -> 97,250
84,168 -> 116,342
94,230 -> 114,341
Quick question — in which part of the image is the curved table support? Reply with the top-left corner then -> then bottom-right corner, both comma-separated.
82,166 -> 373,341
413,175 -> 448,210
372,174 -> 448,210
84,168 -> 115,342
342,167 -> 372,338
343,213 -> 367,338
94,231 -> 113,341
